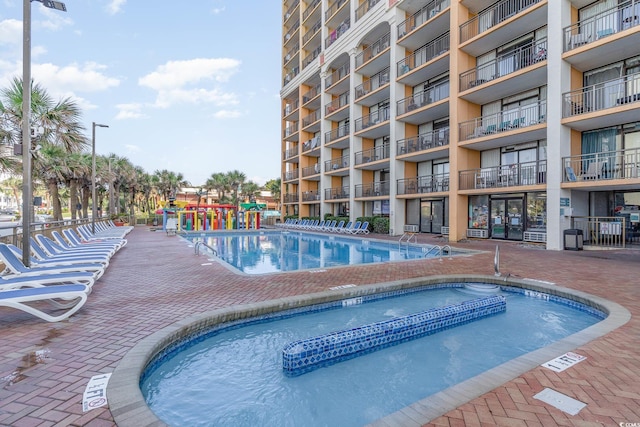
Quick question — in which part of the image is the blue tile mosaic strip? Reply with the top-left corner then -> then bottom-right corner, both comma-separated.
282,295 -> 506,377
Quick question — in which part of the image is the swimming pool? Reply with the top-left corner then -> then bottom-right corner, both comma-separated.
140,282 -> 604,426
186,230 -> 465,274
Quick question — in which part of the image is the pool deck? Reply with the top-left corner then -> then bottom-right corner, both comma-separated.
0,226 -> 638,426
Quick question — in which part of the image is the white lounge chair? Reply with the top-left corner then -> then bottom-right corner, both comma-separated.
0,284 -> 89,322
351,221 -> 370,234
330,220 -> 344,232
343,221 -> 361,234
338,221 -> 353,233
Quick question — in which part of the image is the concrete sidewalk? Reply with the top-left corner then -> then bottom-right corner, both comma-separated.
0,227 -> 638,426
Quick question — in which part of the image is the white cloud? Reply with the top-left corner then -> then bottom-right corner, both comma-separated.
106,0 -> 127,15
34,62 -> 120,93
36,7 -> 74,31
0,19 -> 22,46
115,103 -> 147,120
125,144 -> 141,153
211,6 -> 226,15
213,110 -> 241,119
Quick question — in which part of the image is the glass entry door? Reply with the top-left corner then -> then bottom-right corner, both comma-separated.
420,200 -> 444,234
490,198 -> 524,240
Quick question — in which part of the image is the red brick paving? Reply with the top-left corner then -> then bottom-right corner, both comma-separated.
0,227 -> 638,426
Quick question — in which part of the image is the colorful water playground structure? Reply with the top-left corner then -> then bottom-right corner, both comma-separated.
158,201 -> 265,232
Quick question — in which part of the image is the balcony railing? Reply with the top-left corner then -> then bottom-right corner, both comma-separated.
397,128 -> 450,155
397,33 -> 450,77
354,107 -> 390,132
355,33 -> 390,68
302,163 -> 321,177
459,38 -> 547,91
325,61 -> 350,90
325,18 -> 350,49
302,110 -> 321,128
284,193 -> 299,203
326,91 -> 349,115
303,0 -> 321,22
302,46 -> 322,70
355,68 -> 390,99
302,19 -> 322,46
460,0 -> 541,43
355,144 -> 390,165
562,71 -> 640,118
397,80 -> 449,115
325,124 -> 349,144
302,135 -> 320,152
459,160 -> 547,190
283,43 -> 300,65
284,0 -> 299,23
325,185 -> 350,200
302,189 -> 321,202
284,123 -> 299,138
283,66 -> 300,85
283,169 -> 299,181
562,148 -> 640,182
398,0 -> 450,39
284,20 -> 300,43
397,173 -> 449,195
356,0 -> 382,21
325,155 -> 350,172
459,100 -> 546,141
563,0 -> 640,52
283,98 -> 299,116
283,147 -> 298,160
355,181 -> 391,197
326,0 -> 348,20
302,83 -> 321,104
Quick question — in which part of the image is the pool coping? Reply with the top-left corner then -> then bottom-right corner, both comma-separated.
106,274 -> 630,427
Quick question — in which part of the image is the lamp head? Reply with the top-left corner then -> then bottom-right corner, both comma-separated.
41,1 -> 67,12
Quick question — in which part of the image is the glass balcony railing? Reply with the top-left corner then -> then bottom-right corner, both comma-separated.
563,0 -> 640,51
459,160 -> 547,190
459,100 -> 546,141
397,33 -> 450,77
562,71 -> 640,117
460,0 -> 540,43
459,38 -> 547,91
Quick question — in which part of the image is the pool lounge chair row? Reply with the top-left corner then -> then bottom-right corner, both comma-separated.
278,219 -> 370,234
0,223 -> 127,322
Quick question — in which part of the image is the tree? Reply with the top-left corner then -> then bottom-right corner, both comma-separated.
226,170 -> 246,209
265,178 -> 281,212
240,181 -> 260,203
205,172 -> 230,203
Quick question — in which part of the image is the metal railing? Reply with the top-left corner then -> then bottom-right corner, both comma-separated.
325,124 -> 350,144
354,107 -> 390,132
325,18 -> 350,49
459,160 -> 547,190
283,123 -> 298,138
355,68 -> 390,100
283,146 -> 298,160
283,169 -> 299,181
325,91 -> 349,115
355,144 -> 390,165
326,0 -> 348,21
397,0 -> 450,39
397,128 -> 450,155
302,83 -> 321,104
325,154 -> 349,172
302,45 -> 322,69
325,185 -> 350,200
459,100 -> 546,141
284,193 -> 299,203
302,163 -> 321,177
397,33 -> 450,77
397,173 -> 450,195
356,0 -> 382,21
302,110 -> 321,128
302,136 -> 320,153
283,98 -> 299,116
355,181 -> 391,197
459,38 -> 547,91
460,0 -> 540,43
303,0 -> 321,22
302,190 -> 321,202
355,32 -> 390,68
325,61 -> 350,89
302,19 -> 321,45
563,0 -> 640,52
562,71 -> 640,118
397,80 -> 449,115
283,43 -> 299,65
562,148 -> 640,182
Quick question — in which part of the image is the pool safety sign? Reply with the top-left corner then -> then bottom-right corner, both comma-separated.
541,351 -> 586,372
534,388 -> 586,415
82,373 -> 112,412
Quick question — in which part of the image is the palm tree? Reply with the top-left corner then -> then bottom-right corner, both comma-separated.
226,170 -> 246,209
33,144 -> 68,221
0,176 -> 22,211
265,178 -> 281,212
205,172 -> 230,203
240,181 -> 261,204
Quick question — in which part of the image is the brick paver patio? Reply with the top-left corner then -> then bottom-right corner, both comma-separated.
0,226 -> 638,426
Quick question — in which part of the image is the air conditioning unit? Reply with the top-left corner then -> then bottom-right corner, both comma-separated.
404,225 -> 419,233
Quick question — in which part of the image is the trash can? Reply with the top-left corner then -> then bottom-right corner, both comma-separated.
564,229 -> 583,250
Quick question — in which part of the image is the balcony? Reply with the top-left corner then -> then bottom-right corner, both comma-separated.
561,71 -> 640,131
355,181 -> 391,198
325,155 -> 350,174
302,18 -> 322,47
397,173 -> 449,195
397,128 -> 450,160
397,33 -> 450,86
459,100 -> 547,147
459,160 -> 547,190
459,38 -> 547,103
325,18 -> 350,49
325,61 -> 350,95
563,0 -> 640,71
459,0 -> 547,56
283,169 -> 299,182
356,0 -> 382,22
283,122 -> 299,141
284,19 -> 300,48
303,0 -> 321,22
283,146 -> 299,162
562,148 -> 640,185
302,45 -> 322,70
301,163 -> 321,178
302,83 -> 321,106
283,66 -> 300,86
302,110 -> 321,132
302,190 -> 321,202
396,80 -> 449,125
283,98 -> 299,121
355,32 -> 391,76
354,68 -> 391,106
398,0 -> 451,51
354,107 -> 390,139
284,193 -> 299,203
284,0 -> 299,24
326,0 -> 349,27
325,185 -> 350,200
354,144 -> 390,170
325,124 -> 350,148
301,135 -> 321,154
283,43 -> 300,66
325,90 -> 349,120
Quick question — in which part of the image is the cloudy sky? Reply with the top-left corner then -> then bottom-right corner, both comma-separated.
0,0 -> 282,186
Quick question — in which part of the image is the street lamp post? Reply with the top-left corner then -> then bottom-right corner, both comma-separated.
21,0 -> 67,267
92,122 -> 109,234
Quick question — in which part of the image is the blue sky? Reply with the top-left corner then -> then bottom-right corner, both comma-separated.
0,0 -> 282,186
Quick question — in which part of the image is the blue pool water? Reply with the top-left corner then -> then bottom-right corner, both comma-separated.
188,231 -> 458,274
142,285 -> 603,426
